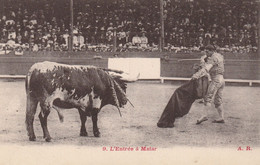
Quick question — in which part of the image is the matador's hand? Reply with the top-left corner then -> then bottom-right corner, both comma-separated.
191,74 -> 198,80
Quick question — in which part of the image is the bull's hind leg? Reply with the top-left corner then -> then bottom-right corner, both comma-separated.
92,111 -> 100,137
39,103 -> 52,142
78,109 -> 88,136
26,95 -> 38,141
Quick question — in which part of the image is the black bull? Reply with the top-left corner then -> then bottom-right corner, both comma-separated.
25,61 -> 133,142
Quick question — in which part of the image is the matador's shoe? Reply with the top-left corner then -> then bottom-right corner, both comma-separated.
196,117 -> 208,125
212,119 -> 225,123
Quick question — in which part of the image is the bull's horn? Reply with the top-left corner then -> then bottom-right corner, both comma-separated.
120,72 -> 140,82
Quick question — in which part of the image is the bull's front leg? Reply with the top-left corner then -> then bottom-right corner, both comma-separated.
91,94 -> 101,137
92,110 -> 100,137
78,109 -> 88,136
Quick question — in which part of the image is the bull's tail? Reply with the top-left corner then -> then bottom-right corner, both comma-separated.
25,72 -> 31,95
52,105 -> 64,123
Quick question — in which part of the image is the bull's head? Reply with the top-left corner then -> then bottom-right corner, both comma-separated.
109,71 -> 140,92
100,68 -> 139,110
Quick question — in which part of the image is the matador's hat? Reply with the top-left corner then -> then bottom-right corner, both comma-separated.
205,45 -> 215,51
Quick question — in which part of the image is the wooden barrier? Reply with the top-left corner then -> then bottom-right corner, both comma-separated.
161,59 -> 260,80
0,75 -> 26,79
0,51 -> 259,84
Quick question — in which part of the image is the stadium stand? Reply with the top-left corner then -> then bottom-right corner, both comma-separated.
0,0 -> 258,53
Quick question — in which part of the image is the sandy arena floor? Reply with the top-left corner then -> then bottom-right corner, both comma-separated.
0,79 -> 259,148
0,79 -> 260,164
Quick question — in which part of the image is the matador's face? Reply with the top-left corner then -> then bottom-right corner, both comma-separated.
205,50 -> 213,57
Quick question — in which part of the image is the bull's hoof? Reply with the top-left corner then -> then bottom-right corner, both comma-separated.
157,122 -> 174,128
29,136 -> 36,141
94,131 -> 100,137
80,131 -> 88,137
45,137 -> 52,142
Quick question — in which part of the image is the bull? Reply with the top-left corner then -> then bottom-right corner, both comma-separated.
25,61 -> 137,142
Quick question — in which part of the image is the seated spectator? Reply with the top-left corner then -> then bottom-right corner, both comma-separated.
5,19 -> 15,28
0,43 -> 6,55
204,32 -> 211,46
54,42 -> 61,51
6,37 -> 16,50
117,26 -> 127,47
78,31 -> 85,50
32,43 -> 39,52
132,33 -> 141,47
14,44 -> 24,56
73,32 -> 80,51
0,0 -> 257,53
99,27 -> 106,44
106,27 -> 114,45
140,30 -> 148,48
1,27 -> 8,43
62,29 -> 69,48
197,36 -> 204,47
8,26 -> 16,40
16,33 -> 22,45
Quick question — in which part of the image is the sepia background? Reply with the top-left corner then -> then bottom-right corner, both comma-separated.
0,0 -> 260,164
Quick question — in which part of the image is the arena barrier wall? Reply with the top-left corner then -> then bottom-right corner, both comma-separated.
161,58 -> 260,79
0,51 -> 259,86
108,58 -> 160,79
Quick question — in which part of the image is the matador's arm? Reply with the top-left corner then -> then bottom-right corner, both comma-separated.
192,63 -> 213,79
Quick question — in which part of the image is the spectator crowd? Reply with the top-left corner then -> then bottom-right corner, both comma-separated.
0,0 -> 258,54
